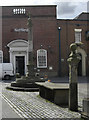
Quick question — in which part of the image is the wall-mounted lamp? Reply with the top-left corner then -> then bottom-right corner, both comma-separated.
58,27 -> 61,30
48,45 -> 51,49
40,44 -> 43,49
48,45 -> 53,53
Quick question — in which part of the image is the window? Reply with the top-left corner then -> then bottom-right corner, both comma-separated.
37,49 -> 47,68
0,50 -> 3,63
13,8 -> 26,15
75,29 -> 82,43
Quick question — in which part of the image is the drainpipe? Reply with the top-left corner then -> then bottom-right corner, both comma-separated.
58,27 -> 61,76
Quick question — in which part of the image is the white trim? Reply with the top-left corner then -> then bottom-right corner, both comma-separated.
7,39 -> 29,75
9,51 -> 12,63
74,29 -> 82,32
0,50 -> 3,63
10,47 -> 28,52
7,39 -> 28,47
77,47 -> 87,76
75,29 -> 82,43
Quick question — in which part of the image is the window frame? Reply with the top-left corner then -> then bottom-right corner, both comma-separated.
37,49 -> 47,68
74,29 -> 82,43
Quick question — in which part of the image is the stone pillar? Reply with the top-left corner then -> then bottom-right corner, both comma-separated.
9,13 -> 45,91
67,43 -> 80,111
27,14 -> 35,78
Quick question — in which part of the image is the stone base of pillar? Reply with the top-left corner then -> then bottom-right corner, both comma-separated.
69,82 -> 78,112
6,75 -> 45,91
81,98 -> 89,119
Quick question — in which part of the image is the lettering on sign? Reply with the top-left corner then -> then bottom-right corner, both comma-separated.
14,28 -> 28,32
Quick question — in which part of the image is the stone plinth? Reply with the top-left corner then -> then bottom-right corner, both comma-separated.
81,98 -> 89,119
6,76 -> 45,91
36,82 -> 69,106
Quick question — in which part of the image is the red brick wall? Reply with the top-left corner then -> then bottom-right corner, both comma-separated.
2,6 -> 56,17
2,6 -> 59,76
2,17 -> 28,62
3,6 -> 89,76
57,19 -> 89,76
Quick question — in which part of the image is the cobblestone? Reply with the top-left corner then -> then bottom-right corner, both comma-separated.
1,83 -> 81,119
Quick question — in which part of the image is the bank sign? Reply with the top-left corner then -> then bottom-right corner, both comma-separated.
14,28 -> 28,32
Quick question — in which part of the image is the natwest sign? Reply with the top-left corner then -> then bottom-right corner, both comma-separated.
14,28 -> 28,32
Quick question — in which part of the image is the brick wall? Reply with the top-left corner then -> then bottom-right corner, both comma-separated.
2,6 -> 89,76
2,6 -> 59,76
57,19 -> 89,76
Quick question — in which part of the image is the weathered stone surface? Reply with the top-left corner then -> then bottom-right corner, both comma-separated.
69,82 -> 78,111
67,43 -> 81,112
81,98 -> 89,119
36,82 -> 69,105
2,81 -> 81,119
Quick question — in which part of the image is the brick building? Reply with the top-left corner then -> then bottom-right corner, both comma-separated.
57,12 -> 89,76
0,6 -> 89,77
1,6 -> 59,77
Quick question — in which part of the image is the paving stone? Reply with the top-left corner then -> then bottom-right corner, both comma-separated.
1,82 -> 82,119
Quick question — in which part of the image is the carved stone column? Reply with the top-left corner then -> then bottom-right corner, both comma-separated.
7,14 -> 45,91
67,43 -> 80,111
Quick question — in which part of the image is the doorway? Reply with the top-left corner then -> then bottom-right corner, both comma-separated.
16,56 -> 25,76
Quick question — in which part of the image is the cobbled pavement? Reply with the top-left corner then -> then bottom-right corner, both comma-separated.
1,82 -> 82,119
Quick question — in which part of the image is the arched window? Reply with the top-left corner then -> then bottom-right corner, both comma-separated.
37,49 -> 47,68
0,50 -> 3,63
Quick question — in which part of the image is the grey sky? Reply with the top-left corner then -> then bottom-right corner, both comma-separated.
0,0 -> 88,19
56,2 -> 88,19
58,2 -> 77,14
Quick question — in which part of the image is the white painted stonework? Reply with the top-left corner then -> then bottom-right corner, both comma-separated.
77,47 -> 87,76
7,39 -> 29,74
0,50 -> 3,63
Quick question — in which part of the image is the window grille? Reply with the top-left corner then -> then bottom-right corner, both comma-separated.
37,49 -> 47,68
75,29 -> 82,43
13,8 -> 26,15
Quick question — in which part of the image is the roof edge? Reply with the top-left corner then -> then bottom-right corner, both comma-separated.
1,5 -> 57,7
